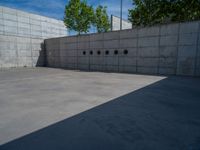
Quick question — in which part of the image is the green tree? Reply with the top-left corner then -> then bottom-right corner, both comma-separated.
93,5 -> 110,33
128,0 -> 200,27
64,0 -> 94,35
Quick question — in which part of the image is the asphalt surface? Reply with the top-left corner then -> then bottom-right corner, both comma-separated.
0,68 -> 200,150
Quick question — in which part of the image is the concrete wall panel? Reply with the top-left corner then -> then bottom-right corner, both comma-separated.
126,48 -> 137,57
77,56 -> 89,65
180,22 -> 199,34
0,6 -> 67,69
105,56 -> 118,66
160,46 -> 177,57
159,68 -> 176,75
138,47 -> 159,57
45,20 -> 200,76
104,40 -> 119,49
90,41 -> 103,49
64,36 -> 77,43
178,46 -> 196,57
120,29 -> 137,39
160,35 -> 178,46
90,33 -> 103,41
104,32 -> 119,40
78,64 -> 89,70
138,26 -> 159,37
179,33 -> 198,46
159,58 -> 176,68
160,24 -> 179,36
119,57 -> 136,66
177,57 -> 195,76
119,66 -> 136,73
77,35 -> 90,43
138,58 -> 159,67
138,37 -> 159,47
120,39 -> 137,48
3,13 -> 17,21
137,67 -> 158,74
2,7 -> 17,15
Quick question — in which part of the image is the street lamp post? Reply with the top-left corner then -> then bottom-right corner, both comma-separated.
120,0 -> 123,30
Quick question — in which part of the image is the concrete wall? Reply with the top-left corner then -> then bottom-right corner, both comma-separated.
0,6 -> 67,68
45,21 -> 200,76
111,15 -> 132,31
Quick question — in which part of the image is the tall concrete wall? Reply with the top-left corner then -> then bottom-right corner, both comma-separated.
111,15 -> 132,31
0,6 -> 67,68
45,21 -> 200,76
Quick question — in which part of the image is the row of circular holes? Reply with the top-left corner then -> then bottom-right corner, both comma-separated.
83,50 -> 128,55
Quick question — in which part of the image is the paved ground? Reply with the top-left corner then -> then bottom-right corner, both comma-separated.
0,68 -> 200,150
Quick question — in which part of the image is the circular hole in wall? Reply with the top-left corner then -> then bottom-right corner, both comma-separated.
83,51 -> 86,55
124,49 -> 128,55
90,51 -> 93,55
97,50 -> 101,55
114,50 -> 118,55
105,50 -> 109,55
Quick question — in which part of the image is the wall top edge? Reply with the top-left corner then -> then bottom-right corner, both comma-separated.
45,19 -> 200,41
0,5 -> 64,23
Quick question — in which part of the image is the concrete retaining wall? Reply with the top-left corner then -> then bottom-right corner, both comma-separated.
0,6 -> 67,68
45,21 -> 200,76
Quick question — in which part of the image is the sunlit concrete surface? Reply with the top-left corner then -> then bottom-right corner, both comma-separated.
0,68 -> 200,150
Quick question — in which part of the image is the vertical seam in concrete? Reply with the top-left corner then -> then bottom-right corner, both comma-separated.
30,38 -> 33,67
102,33 -> 105,72
28,15 -> 30,38
0,9 -> 3,69
136,28 -> 139,73
29,14 -> 34,67
157,25 -> 161,75
75,36 -> 77,70
59,38 -> 61,68
0,9 -> 4,69
2,9 -> 5,36
30,14 -> 33,67
16,11 -> 19,67
89,35 -> 91,71
119,31 -> 123,73
118,31 -> 120,72
2,10 -> 5,69
44,40 -> 47,67
194,21 -> 200,76
103,33 -> 105,72
175,23 -> 181,75
111,15 -> 113,31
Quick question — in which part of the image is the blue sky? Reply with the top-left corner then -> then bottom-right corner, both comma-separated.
0,0 -> 133,20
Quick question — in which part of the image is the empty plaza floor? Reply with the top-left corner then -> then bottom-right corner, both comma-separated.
0,68 -> 200,150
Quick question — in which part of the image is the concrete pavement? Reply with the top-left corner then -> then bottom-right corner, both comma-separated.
0,68 -> 200,150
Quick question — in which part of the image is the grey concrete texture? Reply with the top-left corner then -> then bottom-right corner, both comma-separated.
45,21 -> 200,76
0,6 -> 68,69
0,68 -> 200,150
0,6 -> 67,38
0,35 -> 45,68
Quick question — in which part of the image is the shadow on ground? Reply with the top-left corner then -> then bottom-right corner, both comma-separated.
1,76 -> 200,150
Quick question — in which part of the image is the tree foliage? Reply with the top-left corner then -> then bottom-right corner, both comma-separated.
64,0 -> 94,34
93,5 -> 110,33
128,0 -> 200,27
